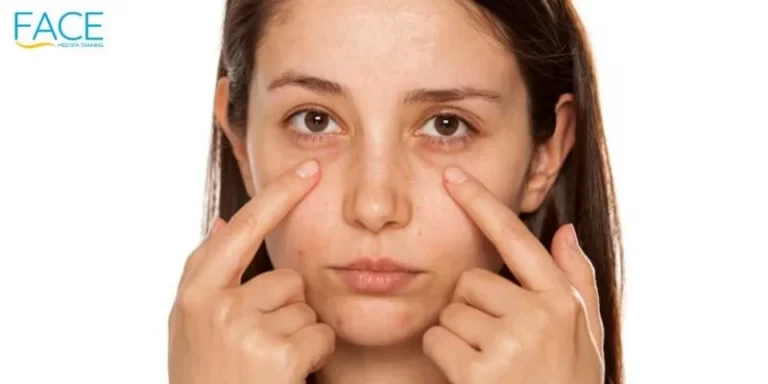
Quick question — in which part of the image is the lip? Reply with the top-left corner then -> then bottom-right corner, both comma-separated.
339,257 -> 424,273
332,257 -> 425,294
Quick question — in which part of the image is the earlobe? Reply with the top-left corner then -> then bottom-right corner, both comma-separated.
519,93 -> 577,213
214,77 -> 256,197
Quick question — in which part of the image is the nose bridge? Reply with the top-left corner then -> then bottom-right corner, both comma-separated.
343,129 -> 412,233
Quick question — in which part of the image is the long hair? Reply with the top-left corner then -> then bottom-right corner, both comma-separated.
204,1 -> 623,383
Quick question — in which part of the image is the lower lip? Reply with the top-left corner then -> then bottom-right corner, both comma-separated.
334,269 -> 420,294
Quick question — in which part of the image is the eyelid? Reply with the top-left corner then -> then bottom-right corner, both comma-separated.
283,105 -> 348,133
416,108 -> 482,134
281,104 -> 484,137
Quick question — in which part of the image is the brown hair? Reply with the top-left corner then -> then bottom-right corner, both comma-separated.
204,1 -> 623,383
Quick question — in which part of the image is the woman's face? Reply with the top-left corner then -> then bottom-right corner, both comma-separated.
224,0 -> 560,347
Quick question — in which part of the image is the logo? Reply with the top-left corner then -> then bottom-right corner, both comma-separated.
14,11 -> 104,49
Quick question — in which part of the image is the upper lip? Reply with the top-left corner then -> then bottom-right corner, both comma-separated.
336,257 -> 425,273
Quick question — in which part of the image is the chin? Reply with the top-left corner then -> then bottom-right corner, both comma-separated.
320,295 -> 435,347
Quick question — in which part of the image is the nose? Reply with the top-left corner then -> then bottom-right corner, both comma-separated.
343,150 -> 412,233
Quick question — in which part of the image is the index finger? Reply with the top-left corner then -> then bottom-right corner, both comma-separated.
187,159 -> 321,288
442,166 -> 568,291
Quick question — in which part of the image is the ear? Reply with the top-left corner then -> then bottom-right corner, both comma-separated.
214,77 -> 255,197
519,93 -> 576,213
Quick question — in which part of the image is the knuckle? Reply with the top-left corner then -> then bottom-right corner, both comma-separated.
459,268 -> 485,287
275,268 -> 305,292
438,304 -> 456,324
174,288 -> 203,316
180,258 -> 195,278
298,303 -> 318,323
555,289 -> 583,319
313,323 -> 335,347
466,359 -> 491,382
242,210 -> 264,233
463,267 -> 485,280
239,332 -> 287,363
231,327 -> 299,380
181,246 -> 205,274
210,294 -> 238,326
530,305 -> 554,332
286,270 -> 306,292
495,330 -> 523,356
272,339 -> 300,371
238,332 -> 260,353
238,331 -> 270,356
316,324 -> 336,351
422,326 -> 441,351
322,323 -> 336,342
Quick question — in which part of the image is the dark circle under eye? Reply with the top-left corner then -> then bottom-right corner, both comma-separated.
304,111 -> 330,132
433,115 -> 460,136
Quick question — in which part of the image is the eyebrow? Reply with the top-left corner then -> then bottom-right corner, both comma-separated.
403,87 -> 502,104
268,71 -> 344,95
267,71 -> 502,104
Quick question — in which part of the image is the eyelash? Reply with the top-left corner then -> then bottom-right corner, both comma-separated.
282,107 -> 342,145
417,112 -> 478,150
282,107 -> 478,149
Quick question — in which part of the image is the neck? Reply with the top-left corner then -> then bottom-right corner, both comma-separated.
315,337 -> 449,384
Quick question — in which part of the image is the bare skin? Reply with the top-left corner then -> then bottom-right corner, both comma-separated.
167,162 -> 604,383
168,160 -> 335,384
169,0 -> 604,383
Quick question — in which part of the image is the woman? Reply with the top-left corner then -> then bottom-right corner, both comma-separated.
168,0 -> 623,383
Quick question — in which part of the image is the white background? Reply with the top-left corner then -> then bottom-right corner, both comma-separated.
1,0 -> 767,383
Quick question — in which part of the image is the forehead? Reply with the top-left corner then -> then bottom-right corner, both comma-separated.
256,0 -> 521,93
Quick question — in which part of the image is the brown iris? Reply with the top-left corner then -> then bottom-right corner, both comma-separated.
305,111 -> 330,133
434,115 -> 460,136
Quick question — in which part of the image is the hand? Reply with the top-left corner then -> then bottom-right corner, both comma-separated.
168,159 -> 335,384
423,166 -> 604,384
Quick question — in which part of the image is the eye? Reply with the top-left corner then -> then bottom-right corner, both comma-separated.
289,109 -> 342,135
417,114 -> 472,138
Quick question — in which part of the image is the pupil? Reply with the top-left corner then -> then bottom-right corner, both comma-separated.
305,111 -> 329,132
434,115 -> 459,136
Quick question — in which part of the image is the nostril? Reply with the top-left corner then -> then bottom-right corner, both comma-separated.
346,186 -> 408,233
355,201 -> 396,232
342,169 -> 412,233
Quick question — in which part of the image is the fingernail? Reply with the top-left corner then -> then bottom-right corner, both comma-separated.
444,167 -> 468,184
296,159 -> 319,178
566,223 -> 581,251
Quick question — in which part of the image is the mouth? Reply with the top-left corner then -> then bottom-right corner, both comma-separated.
331,257 -> 426,294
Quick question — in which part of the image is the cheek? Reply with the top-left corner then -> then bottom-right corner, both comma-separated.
249,130 -> 344,270
255,123 -> 530,275
263,176 -> 338,270
249,121 -> 345,190
405,160 -> 508,272
411,180 -> 501,271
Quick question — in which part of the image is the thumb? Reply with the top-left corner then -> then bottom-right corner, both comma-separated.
551,223 -> 604,353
